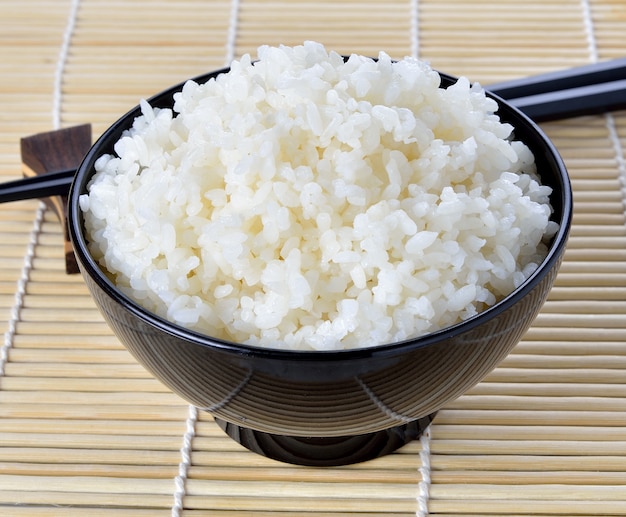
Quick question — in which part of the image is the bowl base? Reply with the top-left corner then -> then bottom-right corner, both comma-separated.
214,413 -> 436,466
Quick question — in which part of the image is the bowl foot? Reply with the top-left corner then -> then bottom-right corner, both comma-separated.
214,413 -> 436,466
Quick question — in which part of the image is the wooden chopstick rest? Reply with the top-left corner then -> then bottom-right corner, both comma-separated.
20,124 -> 92,274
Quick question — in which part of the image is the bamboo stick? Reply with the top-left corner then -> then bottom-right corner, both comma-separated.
448,395 -> 626,413
468,383 -> 626,398
572,193 -> 626,205
0,283 -> 21,295
523,327 -> 626,340
183,494 -> 415,513
181,512 -> 404,517
530,313 -> 626,327
0,221 -> 42,233
0,377 -> 164,393
421,0 -> 585,10
0,400 -> 188,421
515,340 -> 626,354
569,174 -> 624,186
11,335 -> 118,348
0,510 -> 169,517
569,224 -> 626,237
428,499 -> 626,516
0,462 -> 176,479
499,354 -> 626,368
0,432 -> 183,450
431,483 -> 626,501
433,515 -> 618,517
486,368 -> 626,383
431,453 -> 626,472
431,470 -> 626,485
0,391 -> 183,407
0,447 -> 181,466
0,403 -> 188,420
552,260 -> 626,272
31,257 -> 66,272
433,423 -> 626,441
6,348 -> 132,364
0,490 -> 173,509
16,308 -> 108,323
548,286 -> 626,300
564,201 -> 624,214
21,294 -> 99,309
1,362 -> 149,378
436,409 -> 626,426
12,321 -> 112,335
24,283 -> 91,296
540,299 -> 626,311
564,237 -> 626,248
0,417 -> 185,435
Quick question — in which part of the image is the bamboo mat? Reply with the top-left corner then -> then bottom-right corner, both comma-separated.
1,0 -> 625,515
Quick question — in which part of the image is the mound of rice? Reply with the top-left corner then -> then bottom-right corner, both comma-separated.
80,41 -> 558,351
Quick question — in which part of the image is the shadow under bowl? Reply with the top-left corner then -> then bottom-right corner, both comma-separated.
67,67 -> 572,466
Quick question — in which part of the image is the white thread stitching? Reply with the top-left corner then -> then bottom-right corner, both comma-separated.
580,0 -> 626,213
0,210 -> 44,376
416,424 -> 432,517
606,115 -> 626,215
580,0 -> 598,63
53,0 -> 81,131
172,404 -> 199,517
410,0 -> 419,59
0,0 -> 80,377
224,0 -> 241,66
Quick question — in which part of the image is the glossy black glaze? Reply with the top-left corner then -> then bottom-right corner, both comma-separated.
67,66 -> 572,465
214,413 -> 436,466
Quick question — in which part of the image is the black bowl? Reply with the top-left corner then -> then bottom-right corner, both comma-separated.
67,65 -> 572,466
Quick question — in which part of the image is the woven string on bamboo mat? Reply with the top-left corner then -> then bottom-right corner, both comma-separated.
1,0 -> 626,516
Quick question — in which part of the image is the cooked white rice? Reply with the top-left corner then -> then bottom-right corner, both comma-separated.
80,41 -> 558,351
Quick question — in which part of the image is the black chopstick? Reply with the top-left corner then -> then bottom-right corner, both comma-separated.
488,57 -> 626,99
0,168 -> 75,204
488,58 -> 626,121
492,78 -> 626,122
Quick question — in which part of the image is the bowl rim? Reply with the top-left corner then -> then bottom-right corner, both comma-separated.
67,63 -> 573,362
